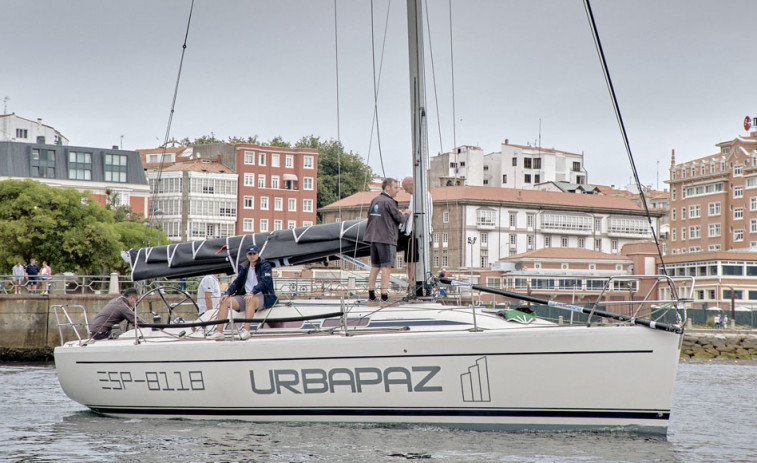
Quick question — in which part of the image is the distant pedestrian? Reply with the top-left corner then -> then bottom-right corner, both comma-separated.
12,262 -> 25,294
196,273 -> 221,315
25,259 -> 40,294
714,314 -> 721,329
40,261 -> 52,295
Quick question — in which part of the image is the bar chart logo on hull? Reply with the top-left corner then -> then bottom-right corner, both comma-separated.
460,356 -> 491,402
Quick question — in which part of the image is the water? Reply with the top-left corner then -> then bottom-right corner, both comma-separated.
1,361 -> 756,463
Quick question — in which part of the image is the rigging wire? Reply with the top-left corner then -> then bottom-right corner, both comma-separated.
334,0 -> 342,224
448,0 -> 458,180
583,0 -> 676,296
369,0 -> 387,177
151,0 -> 196,223
423,0 -> 445,157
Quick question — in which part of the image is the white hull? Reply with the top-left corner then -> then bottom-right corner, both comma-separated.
55,303 -> 682,433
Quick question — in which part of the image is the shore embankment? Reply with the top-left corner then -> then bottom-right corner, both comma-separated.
2,295 -> 757,361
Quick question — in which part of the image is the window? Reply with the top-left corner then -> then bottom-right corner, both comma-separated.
562,237 -> 569,248
594,218 -> 602,232
271,176 -> 280,189
689,205 -> 701,218
244,195 -> 255,209
690,225 -> 701,239
271,153 -> 280,168
709,202 -> 721,216
510,234 -> 516,245
259,219 -> 269,232
483,179 -> 489,185
524,158 -> 532,169
735,165 -> 743,175
735,208 -> 744,220
257,175 -> 266,189
672,188 -> 676,201
480,251 -> 488,268
274,197 -> 283,211
16,128 -> 28,139
260,196 -> 269,210
578,237 -> 585,248
433,256 -> 439,268
477,209 -> 496,227
512,157 -> 517,166
611,239 -> 618,250
672,209 -> 676,221
672,228 -> 677,241
509,213 -> 516,228
258,152 -> 266,166
244,173 -> 255,186
285,155 -> 294,168
735,186 -> 743,198
288,220 -> 296,229
595,238 -> 602,251
528,235 -> 534,248
104,154 -> 127,182
533,158 -> 541,169
433,233 -> 440,245
502,174 -> 507,183
545,236 -> 551,247
442,211 -> 449,223
751,219 -> 757,234
442,232 -> 449,247
735,229 -> 744,241
534,174 -> 541,184
751,197 -> 757,211
681,227 -> 686,240
304,177 -> 314,190
572,161 -> 581,172
681,207 -> 686,220
274,220 -> 282,231
524,174 -> 531,183
303,156 -> 314,169
243,218 -> 254,232
303,199 -> 314,212
68,151 -> 92,180
708,224 -> 720,237
288,198 -> 296,211
480,232 -> 487,245
442,255 -> 448,267
526,214 -> 534,228
244,151 -> 255,165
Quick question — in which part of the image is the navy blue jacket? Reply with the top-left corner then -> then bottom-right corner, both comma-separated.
225,259 -> 277,308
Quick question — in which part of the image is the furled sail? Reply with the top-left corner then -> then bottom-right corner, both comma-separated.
126,219 -> 369,281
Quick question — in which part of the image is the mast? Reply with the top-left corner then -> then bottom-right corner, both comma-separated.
407,0 -> 431,295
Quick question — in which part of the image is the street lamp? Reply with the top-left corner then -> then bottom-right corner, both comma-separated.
153,209 -> 164,247
467,236 -> 477,284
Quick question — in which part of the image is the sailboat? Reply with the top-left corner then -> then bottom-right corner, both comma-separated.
54,0 -> 685,433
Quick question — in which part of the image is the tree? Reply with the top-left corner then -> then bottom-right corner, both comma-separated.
295,135 -> 374,222
267,136 -> 291,148
0,180 -> 158,275
179,134 -> 261,146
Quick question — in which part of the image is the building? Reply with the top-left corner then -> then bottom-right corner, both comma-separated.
666,130 -> 757,255
234,144 -> 318,233
320,185 -> 664,273
148,158 -> 238,241
428,140 -> 586,189
0,113 -> 68,146
0,140 -> 149,216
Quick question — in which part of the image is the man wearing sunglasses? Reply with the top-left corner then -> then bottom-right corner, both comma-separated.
208,245 -> 277,340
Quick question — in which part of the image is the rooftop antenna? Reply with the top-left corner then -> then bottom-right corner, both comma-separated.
656,160 -> 659,190
2,96 -> 8,115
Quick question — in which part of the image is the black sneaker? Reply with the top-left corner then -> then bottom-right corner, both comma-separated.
368,290 -> 376,301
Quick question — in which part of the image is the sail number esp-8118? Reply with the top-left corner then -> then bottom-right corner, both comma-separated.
96,370 -> 205,391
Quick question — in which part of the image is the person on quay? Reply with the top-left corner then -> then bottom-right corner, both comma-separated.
196,273 -> 221,315
12,261 -> 25,295
25,259 -> 40,294
208,245 -> 276,340
89,287 -> 144,340
365,178 -> 410,303
400,176 -> 433,297
40,261 -> 52,295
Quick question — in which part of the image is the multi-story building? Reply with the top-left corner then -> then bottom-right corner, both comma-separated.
667,130 -> 757,255
428,140 -> 586,189
234,144 -> 318,234
0,113 -> 68,146
148,158 -> 238,241
320,185 -> 664,272
0,140 -> 149,217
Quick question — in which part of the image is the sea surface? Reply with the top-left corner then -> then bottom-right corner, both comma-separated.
0,360 -> 755,463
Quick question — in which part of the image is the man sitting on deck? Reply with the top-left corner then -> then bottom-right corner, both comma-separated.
208,245 -> 277,340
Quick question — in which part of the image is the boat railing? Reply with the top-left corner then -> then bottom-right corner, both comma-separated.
52,304 -> 90,346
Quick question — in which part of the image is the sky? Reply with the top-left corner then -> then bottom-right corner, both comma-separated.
3,0 -> 757,190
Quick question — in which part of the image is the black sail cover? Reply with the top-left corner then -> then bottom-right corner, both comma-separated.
126,219 -> 370,281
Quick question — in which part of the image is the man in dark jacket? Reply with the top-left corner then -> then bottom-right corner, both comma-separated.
208,245 -> 276,340
89,287 -> 143,340
364,178 -> 410,302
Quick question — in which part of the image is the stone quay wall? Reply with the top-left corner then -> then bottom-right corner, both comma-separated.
681,331 -> 757,360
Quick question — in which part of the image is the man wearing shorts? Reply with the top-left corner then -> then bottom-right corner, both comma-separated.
364,178 -> 410,302
208,245 -> 276,340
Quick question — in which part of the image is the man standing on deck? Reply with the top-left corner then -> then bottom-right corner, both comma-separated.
365,178 -> 410,303
400,176 -> 433,297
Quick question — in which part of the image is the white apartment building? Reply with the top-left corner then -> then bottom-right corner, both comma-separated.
148,159 -> 238,242
0,113 -> 68,145
428,141 -> 586,189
